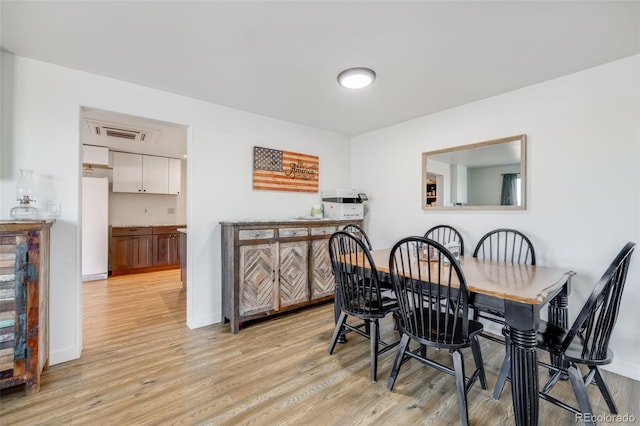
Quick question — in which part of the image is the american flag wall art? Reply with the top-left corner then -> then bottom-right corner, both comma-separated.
253,146 -> 319,192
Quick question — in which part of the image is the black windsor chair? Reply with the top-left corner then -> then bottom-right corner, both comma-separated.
471,228 -> 536,398
342,223 -> 373,250
493,242 -> 635,426
471,228 -> 536,332
334,224 -> 374,343
386,237 -> 487,426
327,231 -> 400,382
424,224 -> 465,257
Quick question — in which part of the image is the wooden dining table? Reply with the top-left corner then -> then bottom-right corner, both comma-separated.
352,248 -> 575,426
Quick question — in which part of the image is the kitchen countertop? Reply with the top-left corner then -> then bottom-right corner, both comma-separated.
111,224 -> 186,228
219,218 -> 360,225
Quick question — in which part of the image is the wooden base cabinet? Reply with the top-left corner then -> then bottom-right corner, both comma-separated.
0,220 -> 53,395
221,219 -> 362,333
111,228 -> 153,273
111,226 -> 183,275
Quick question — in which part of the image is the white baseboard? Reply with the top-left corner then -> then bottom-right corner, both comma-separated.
49,345 -> 81,366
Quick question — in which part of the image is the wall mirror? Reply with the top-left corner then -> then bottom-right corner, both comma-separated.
422,134 -> 526,210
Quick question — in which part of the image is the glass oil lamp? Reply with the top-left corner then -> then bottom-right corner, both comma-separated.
10,169 -> 39,219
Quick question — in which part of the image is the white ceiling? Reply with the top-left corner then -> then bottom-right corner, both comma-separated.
1,1 -> 639,140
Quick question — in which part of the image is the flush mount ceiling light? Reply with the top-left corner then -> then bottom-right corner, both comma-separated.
337,67 -> 376,89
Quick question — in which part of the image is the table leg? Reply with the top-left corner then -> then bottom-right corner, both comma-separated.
548,293 -> 569,372
510,327 -> 539,426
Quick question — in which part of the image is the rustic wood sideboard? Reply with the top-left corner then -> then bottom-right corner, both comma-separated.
221,219 -> 363,333
0,220 -> 53,395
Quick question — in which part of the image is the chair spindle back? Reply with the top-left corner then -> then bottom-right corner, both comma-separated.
389,237 -> 470,346
328,231 -> 385,319
473,228 -> 536,265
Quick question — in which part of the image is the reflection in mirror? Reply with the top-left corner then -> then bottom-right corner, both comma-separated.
422,135 -> 526,210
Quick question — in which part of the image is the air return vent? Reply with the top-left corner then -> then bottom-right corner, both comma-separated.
87,120 -> 159,143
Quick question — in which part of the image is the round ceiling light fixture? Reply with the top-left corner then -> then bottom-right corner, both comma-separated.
337,67 -> 376,89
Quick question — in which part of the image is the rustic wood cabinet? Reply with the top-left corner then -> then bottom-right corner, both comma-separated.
311,238 -> 334,299
0,220 -> 53,395
111,225 -> 184,275
221,219 -> 362,333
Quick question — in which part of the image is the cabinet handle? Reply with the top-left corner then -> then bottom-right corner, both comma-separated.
254,232 -> 260,238
292,231 -> 297,236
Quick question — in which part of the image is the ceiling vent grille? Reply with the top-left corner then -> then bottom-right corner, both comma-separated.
87,120 -> 158,143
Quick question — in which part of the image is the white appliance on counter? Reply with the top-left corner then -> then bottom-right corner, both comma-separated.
82,177 -> 109,281
321,189 -> 368,219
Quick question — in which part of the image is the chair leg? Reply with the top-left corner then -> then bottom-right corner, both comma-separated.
333,290 -> 346,343
592,366 -> 619,414
470,336 -> 487,390
370,319 -> 379,383
567,364 -> 595,426
328,312 -> 348,355
386,333 -> 410,391
452,349 -> 470,426
493,334 -> 512,399
542,370 -> 562,394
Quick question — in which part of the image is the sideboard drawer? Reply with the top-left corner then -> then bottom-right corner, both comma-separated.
238,229 -> 275,240
310,226 -> 336,236
279,227 -> 309,238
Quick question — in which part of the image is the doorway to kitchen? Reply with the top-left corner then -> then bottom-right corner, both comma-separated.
79,107 -> 188,339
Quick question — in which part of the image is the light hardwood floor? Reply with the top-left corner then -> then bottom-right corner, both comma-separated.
1,270 -> 638,425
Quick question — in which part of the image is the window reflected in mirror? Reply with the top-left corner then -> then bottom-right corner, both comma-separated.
422,135 -> 526,210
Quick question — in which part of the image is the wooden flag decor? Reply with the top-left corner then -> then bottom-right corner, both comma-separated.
253,146 -> 319,192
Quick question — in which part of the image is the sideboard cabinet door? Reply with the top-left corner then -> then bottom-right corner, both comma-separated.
238,243 -> 277,317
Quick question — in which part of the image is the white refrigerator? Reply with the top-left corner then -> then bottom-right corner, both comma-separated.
82,177 -> 109,281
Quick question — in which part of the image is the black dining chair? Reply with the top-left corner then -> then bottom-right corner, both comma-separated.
327,231 -> 399,382
333,224 -> 374,343
424,224 -> 464,257
472,228 -> 536,397
342,223 -> 373,250
471,228 -> 536,339
493,242 -> 635,425
386,236 -> 487,425
473,228 -> 535,265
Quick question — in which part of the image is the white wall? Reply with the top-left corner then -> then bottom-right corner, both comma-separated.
109,192 -> 183,226
352,55 -> 640,380
0,54 -> 351,365
88,157 -> 188,226
468,164 -> 519,206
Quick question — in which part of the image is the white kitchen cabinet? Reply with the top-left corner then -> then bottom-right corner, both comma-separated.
168,158 -> 181,194
82,144 -> 110,167
142,155 -> 169,193
112,152 -> 143,192
112,152 -> 180,194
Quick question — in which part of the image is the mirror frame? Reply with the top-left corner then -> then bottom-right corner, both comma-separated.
421,134 -> 526,211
